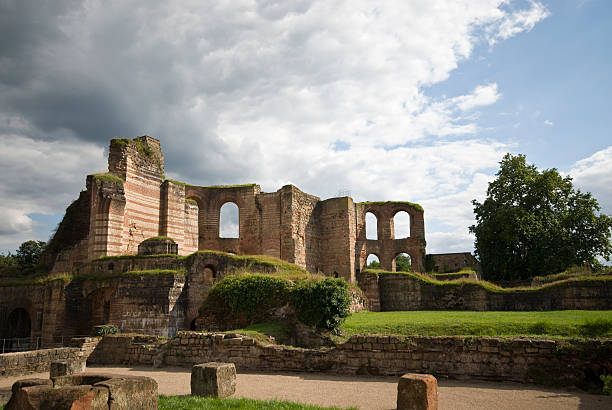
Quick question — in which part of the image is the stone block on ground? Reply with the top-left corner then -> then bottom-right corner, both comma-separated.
191,362 -> 236,398
50,360 -> 86,377
397,373 -> 438,410
5,373 -> 157,410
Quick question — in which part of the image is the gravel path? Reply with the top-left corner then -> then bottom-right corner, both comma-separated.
2,366 -> 611,410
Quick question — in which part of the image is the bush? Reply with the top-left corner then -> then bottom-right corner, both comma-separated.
291,278 -> 351,332
601,374 -> 612,395
206,274 -> 291,320
201,275 -> 352,333
93,324 -> 118,336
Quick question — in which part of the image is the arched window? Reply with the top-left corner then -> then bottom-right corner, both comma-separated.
366,253 -> 380,268
219,202 -> 239,238
395,253 -> 412,272
394,211 -> 410,238
365,212 -> 378,240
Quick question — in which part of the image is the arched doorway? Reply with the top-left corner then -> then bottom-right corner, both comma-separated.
366,253 -> 380,269
4,308 -> 31,352
395,252 -> 412,272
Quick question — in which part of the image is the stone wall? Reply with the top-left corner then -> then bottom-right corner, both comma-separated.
428,252 -> 481,274
359,272 -> 612,311
355,202 -> 426,273
0,337 -> 99,377
86,332 -> 612,390
43,136 -> 428,281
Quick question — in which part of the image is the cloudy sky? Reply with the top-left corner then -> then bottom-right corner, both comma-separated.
1,0 -> 610,255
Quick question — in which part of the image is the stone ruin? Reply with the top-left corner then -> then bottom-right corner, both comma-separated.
42,136 -> 427,280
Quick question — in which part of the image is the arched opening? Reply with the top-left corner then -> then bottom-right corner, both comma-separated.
219,202 -> 239,238
6,308 -> 31,339
393,211 -> 410,238
190,318 -> 197,331
366,254 -> 380,269
365,212 -> 378,240
333,271 -> 339,278
204,264 -> 217,280
395,252 -> 412,272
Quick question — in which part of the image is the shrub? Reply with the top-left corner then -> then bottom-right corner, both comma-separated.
290,278 -> 351,332
201,274 -> 352,333
206,274 -> 291,320
601,374 -> 612,395
93,324 -> 118,336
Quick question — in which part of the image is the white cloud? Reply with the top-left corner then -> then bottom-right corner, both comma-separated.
453,83 -> 501,111
0,0 -> 547,253
0,134 -> 106,250
487,1 -> 550,45
569,146 -> 612,214
544,119 -> 553,126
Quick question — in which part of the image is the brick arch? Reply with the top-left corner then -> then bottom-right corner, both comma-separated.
392,251 -> 413,272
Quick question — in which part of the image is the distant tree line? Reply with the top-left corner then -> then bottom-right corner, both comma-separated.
0,240 -> 47,278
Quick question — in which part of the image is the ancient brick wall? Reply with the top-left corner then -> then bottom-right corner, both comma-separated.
360,272 -> 612,311
355,202 -> 426,273
87,332 -> 612,389
317,197 -> 356,281
429,252 -> 481,274
0,337 -> 99,377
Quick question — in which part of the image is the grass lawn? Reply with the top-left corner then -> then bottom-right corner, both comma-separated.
340,310 -> 612,339
158,396 -> 356,410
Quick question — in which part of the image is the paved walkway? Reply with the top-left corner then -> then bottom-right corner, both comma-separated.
1,365 -> 611,409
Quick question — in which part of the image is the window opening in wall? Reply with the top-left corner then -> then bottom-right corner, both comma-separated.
219,202 -> 239,238
366,254 -> 380,269
108,262 -> 114,271
365,212 -> 378,240
393,211 -> 410,238
333,271 -> 339,278
395,253 -> 412,272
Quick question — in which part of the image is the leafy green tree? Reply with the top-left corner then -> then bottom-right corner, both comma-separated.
469,154 -> 612,281
395,254 -> 412,272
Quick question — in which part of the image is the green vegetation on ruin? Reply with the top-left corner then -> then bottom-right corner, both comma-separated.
222,322 -> 292,345
141,236 -> 176,243
358,201 -> 424,212
185,198 -> 198,205
164,178 -> 188,186
89,172 -> 124,184
188,250 -> 310,276
0,269 -> 186,287
362,268 -> 612,293
95,253 -> 187,262
201,274 -> 350,332
158,395 -> 356,410
341,310 -> 612,339
203,183 -> 257,189
110,138 -> 131,148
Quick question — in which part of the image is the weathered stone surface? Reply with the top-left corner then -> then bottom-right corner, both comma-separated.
87,332 -> 612,390
397,373 -> 438,410
96,376 -> 158,410
5,373 -> 156,410
191,362 -> 236,398
50,360 -> 86,377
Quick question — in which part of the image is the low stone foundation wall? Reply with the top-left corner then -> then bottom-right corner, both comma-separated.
359,272 -> 612,311
0,337 -> 100,378
87,332 -> 611,390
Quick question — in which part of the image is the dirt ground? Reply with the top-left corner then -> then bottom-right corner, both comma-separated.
1,365 -> 611,410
